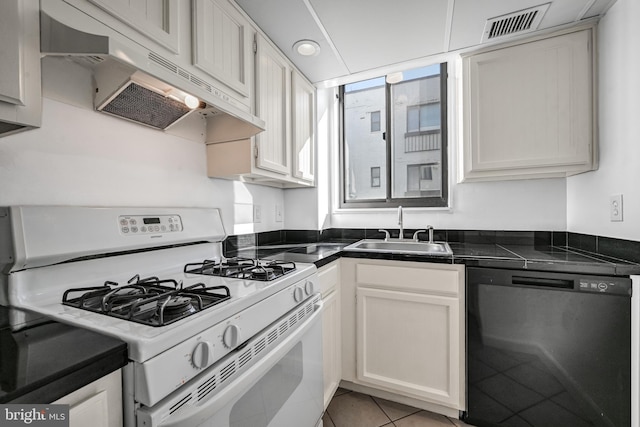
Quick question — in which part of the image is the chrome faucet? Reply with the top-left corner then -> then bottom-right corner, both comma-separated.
397,206 -> 404,240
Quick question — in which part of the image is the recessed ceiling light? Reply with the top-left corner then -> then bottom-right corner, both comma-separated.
293,40 -> 320,57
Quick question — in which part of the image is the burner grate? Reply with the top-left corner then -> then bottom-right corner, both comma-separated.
62,275 -> 231,327
184,258 -> 296,281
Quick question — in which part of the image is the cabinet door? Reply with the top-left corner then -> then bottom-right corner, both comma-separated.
322,288 -> 342,409
255,35 -> 291,175
319,262 -> 341,408
0,0 -> 41,134
85,0 -> 180,53
461,28 -> 594,181
192,0 -> 252,98
356,286 -> 461,408
291,70 -> 315,184
53,369 -> 122,427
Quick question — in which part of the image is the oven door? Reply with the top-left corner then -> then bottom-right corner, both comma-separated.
136,298 -> 324,427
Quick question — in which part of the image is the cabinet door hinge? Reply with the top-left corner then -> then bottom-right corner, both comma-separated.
253,35 -> 257,54
254,144 -> 259,159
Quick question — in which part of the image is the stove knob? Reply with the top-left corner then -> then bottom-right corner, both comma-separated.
191,341 -> 211,369
223,324 -> 240,349
293,286 -> 305,303
304,280 -> 315,296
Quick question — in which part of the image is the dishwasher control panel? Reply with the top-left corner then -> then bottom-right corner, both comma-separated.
579,276 -> 632,295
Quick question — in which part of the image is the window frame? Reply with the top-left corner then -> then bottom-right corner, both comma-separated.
339,62 -> 449,209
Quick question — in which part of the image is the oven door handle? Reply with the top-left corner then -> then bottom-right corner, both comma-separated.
156,300 -> 323,427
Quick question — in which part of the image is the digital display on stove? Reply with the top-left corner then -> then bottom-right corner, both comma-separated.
143,217 -> 161,225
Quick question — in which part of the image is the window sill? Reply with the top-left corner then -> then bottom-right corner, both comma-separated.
333,206 -> 452,214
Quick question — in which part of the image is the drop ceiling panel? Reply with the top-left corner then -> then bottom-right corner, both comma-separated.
235,0 -> 349,83
234,0 -> 614,84
309,0 -> 450,73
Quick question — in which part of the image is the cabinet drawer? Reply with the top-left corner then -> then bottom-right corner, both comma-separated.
355,262 -> 462,296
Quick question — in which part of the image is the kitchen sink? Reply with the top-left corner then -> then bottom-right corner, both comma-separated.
344,239 -> 453,256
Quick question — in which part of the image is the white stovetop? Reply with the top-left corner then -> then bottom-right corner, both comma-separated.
7,243 -> 316,362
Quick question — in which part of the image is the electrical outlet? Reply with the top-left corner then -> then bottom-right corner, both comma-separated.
275,205 -> 283,222
610,194 -> 623,222
253,205 -> 262,223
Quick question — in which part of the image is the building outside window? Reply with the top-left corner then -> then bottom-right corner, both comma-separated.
371,166 -> 381,187
371,110 -> 381,132
407,103 -> 440,134
407,163 -> 439,195
341,63 -> 448,207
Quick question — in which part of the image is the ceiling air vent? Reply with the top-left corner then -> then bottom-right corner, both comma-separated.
482,3 -> 550,42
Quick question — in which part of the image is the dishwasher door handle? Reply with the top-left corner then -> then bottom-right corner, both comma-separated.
511,276 -> 573,289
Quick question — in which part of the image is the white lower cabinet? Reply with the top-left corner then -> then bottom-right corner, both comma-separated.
53,369 -> 123,427
318,261 -> 341,409
341,258 -> 465,413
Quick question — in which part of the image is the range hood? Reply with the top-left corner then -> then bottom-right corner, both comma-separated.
39,9 -> 265,139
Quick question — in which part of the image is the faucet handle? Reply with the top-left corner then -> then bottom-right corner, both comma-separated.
378,229 -> 391,241
412,230 -> 426,242
426,225 -> 434,243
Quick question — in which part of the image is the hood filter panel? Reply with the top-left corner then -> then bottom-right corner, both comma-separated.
100,82 -> 191,129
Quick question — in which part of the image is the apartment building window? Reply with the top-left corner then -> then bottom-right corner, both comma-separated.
340,63 -> 448,207
407,163 -> 439,196
407,103 -> 440,134
371,167 -> 381,187
371,111 -> 381,132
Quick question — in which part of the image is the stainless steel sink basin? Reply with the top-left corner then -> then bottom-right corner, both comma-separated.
344,239 -> 453,256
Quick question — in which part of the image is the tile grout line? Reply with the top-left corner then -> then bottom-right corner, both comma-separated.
369,395 -> 394,426
325,410 -> 337,427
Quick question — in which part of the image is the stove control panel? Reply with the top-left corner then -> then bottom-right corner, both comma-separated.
118,214 -> 183,235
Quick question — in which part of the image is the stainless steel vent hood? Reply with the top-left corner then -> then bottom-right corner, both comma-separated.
39,9 -> 265,139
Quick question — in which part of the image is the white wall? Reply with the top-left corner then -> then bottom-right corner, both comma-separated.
567,0 -> 640,241
0,58 -> 284,236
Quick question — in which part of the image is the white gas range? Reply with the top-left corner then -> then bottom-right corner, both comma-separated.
0,206 -> 324,427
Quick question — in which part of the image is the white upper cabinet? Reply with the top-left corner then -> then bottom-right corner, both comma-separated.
0,0 -> 41,137
192,0 -> 252,98
84,0 -> 180,53
460,26 -> 596,182
291,70 -> 316,184
255,33 -> 291,176
201,7 -> 316,188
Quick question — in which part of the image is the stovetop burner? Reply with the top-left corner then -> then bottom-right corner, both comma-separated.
184,258 -> 296,281
62,275 -> 231,327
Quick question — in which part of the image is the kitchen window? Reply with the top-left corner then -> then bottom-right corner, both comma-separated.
340,63 -> 448,208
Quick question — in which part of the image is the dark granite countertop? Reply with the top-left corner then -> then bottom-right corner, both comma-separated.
236,240 -> 640,276
0,305 -> 128,404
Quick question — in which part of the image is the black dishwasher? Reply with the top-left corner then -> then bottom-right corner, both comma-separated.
463,267 -> 631,427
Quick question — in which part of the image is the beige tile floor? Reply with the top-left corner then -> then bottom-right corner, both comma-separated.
323,388 -> 472,427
